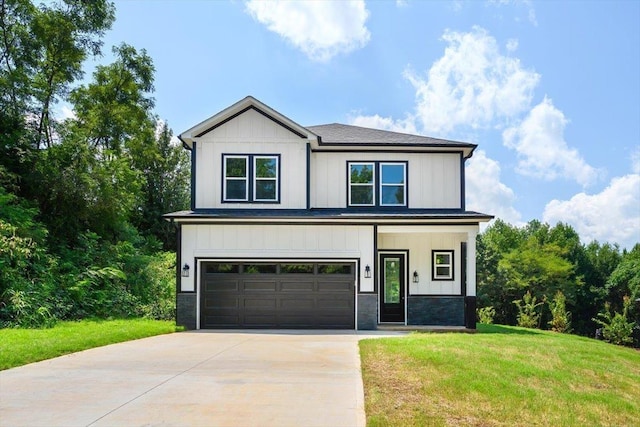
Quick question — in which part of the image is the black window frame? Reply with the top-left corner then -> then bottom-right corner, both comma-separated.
347,161 -> 408,208
222,154 -> 280,204
432,249 -> 454,281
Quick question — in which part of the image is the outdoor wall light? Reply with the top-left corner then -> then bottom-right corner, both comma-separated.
181,263 -> 190,278
413,270 -> 419,283
364,264 -> 371,278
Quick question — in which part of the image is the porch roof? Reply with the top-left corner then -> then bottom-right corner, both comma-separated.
164,208 -> 493,224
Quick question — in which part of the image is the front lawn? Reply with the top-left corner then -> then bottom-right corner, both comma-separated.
360,324 -> 640,426
0,318 -> 180,370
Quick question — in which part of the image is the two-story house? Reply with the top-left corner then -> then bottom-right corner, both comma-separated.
165,96 -> 492,330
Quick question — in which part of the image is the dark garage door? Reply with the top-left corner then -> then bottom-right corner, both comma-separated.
201,262 -> 355,329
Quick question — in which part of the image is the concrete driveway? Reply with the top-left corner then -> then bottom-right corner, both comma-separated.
0,330 -> 405,427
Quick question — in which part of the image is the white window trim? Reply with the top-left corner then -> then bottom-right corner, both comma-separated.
253,155 -> 279,202
348,162 -> 376,207
223,155 -> 249,202
379,162 -> 407,207
433,250 -> 454,280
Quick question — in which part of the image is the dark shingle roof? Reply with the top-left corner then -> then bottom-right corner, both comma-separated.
165,208 -> 493,221
306,123 -> 475,148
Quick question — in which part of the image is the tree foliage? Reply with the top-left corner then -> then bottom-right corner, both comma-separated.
478,220 -> 639,346
0,1 -> 187,328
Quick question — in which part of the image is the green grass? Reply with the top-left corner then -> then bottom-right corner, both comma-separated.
360,324 -> 640,427
0,318 -> 181,370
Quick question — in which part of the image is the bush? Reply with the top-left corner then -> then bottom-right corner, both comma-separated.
548,291 -> 572,333
477,306 -> 496,324
514,291 -> 543,329
594,296 -> 636,346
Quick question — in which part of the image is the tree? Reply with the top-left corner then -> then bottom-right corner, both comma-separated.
130,121 -> 190,250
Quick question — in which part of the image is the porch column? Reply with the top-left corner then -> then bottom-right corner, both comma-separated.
465,230 -> 477,329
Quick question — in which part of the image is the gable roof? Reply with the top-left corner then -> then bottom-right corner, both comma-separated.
179,96 -> 477,158
178,96 -> 318,149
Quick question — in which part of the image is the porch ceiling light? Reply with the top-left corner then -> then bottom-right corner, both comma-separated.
364,264 -> 371,278
413,270 -> 419,283
182,263 -> 190,278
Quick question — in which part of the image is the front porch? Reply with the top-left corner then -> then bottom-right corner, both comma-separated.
357,224 -> 478,330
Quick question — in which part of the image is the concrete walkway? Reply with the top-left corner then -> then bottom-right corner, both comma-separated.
0,330 -> 406,427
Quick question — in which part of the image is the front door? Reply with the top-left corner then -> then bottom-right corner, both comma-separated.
379,253 -> 405,323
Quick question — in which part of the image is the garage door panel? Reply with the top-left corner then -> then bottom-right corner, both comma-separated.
205,298 -> 239,310
280,297 -> 315,310
201,262 -> 355,329
203,315 -> 240,327
243,280 -> 277,291
317,298 -> 352,310
317,281 -> 353,292
280,280 -> 315,291
204,279 -> 239,292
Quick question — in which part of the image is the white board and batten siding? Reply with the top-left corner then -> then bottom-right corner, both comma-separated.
378,231 -> 468,295
193,108 -> 308,209
180,224 -> 375,292
311,152 -> 462,209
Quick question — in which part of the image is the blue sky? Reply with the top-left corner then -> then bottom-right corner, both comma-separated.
75,0 -> 639,248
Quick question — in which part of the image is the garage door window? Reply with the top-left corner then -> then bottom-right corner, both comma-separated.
244,264 -> 277,274
206,263 -> 240,273
318,264 -> 352,274
281,264 -> 314,274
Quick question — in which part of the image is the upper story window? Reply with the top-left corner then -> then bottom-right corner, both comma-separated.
348,161 -> 407,207
223,154 -> 279,203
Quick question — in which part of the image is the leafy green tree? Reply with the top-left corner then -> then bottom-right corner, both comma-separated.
573,241 -> 622,335
477,220 -> 525,324
130,122 -> 189,250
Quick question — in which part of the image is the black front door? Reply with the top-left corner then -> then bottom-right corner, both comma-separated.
379,253 -> 405,323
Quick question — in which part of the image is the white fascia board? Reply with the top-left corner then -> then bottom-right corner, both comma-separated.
377,224 -> 480,234
179,96 -> 318,148
171,217 -> 487,225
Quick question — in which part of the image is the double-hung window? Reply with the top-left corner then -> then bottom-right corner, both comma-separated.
223,154 -> 279,203
253,156 -> 278,201
348,161 -> 407,207
432,250 -> 454,280
224,156 -> 249,201
349,163 -> 375,206
380,163 -> 406,206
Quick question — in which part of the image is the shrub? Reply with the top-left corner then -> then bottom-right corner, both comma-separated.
477,306 -> 496,324
514,291 -> 543,329
548,291 -> 572,333
594,296 -> 636,346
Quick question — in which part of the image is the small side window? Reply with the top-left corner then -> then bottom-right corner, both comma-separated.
432,250 -> 454,281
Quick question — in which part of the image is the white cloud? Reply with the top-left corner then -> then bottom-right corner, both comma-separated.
506,38 -> 518,52
503,97 -> 601,187
466,150 -> 522,225
348,113 -> 417,134
404,26 -> 540,136
543,174 -> 640,249
245,0 -> 370,62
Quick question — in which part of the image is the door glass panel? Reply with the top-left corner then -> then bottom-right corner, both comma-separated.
384,258 -> 400,303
